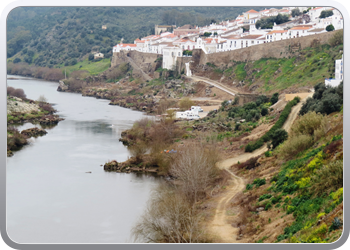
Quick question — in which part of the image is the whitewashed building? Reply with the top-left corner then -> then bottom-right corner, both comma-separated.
113,43 -> 137,53
162,45 -> 183,70
325,54 -> 343,87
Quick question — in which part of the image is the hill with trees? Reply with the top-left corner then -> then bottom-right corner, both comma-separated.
7,7 -> 266,68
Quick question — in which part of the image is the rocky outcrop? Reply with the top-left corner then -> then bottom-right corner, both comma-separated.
39,115 -> 63,125
57,80 -> 69,92
21,127 -> 47,138
103,159 -> 159,174
162,79 -> 196,98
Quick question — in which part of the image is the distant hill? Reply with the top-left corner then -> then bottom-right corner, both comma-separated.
7,7 -> 266,68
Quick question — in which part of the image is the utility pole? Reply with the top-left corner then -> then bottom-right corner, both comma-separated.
65,68 -> 66,79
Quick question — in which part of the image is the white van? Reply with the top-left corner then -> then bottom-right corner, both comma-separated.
191,106 -> 203,113
176,111 -> 200,120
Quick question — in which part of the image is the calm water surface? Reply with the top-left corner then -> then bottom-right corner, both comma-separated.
7,75 -> 159,243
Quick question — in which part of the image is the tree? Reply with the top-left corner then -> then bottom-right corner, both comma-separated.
291,8 -> 301,17
261,107 -> 268,116
13,58 -> 21,63
270,128 -> 288,149
326,24 -> 335,32
131,184 -> 205,243
179,97 -> 194,111
270,93 -> 279,104
170,145 -> 219,204
37,95 -> 48,102
203,32 -> 211,37
319,10 -> 334,19
88,54 -> 94,61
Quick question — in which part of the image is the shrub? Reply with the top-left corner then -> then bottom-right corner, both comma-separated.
326,24 -> 335,32
311,160 -> 343,195
270,92 -> 279,104
7,87 -> 26,99
270,128 -> 288,149
329,217 -> 342,232
179,97 -> 194,111
291,111 -> 327,138
259,194 -> 272,201
329,30 -> 343,47
279,134 -> 313,159
265,202 -> 272,210
253,178 -> 266,188
246,184 -> 253,190
13,58 -> 21,63
237,156 -> 259,170
261,107 -> 268,116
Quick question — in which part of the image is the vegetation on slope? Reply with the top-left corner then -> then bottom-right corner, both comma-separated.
200,31 -> 343,93
232,82 -> 343,243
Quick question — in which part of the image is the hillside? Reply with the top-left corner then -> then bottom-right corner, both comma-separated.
7,6 -> 266,68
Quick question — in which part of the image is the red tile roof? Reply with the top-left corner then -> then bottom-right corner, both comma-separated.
246,9 -> 259,14
119,44 -> 137,47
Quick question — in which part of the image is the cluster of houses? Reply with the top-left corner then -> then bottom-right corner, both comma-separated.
112,7 -> 343,71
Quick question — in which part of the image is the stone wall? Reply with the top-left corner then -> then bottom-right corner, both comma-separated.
191,30 -> 339,68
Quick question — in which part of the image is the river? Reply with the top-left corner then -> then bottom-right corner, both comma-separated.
6,75 -> 159,243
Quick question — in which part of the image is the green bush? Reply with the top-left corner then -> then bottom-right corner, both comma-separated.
253,178 -> 266,188
259,194 -> 272,201
246,184 -> 253,190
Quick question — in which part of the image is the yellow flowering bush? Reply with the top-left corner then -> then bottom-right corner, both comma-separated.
295,177 -> 311,188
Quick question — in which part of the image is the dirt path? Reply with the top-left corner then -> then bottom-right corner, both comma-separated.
208,92 -> 313,242
210,146 -> 267,242
190,76 -> 239,97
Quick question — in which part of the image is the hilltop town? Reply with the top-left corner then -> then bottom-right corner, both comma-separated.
113,7 -> 343,71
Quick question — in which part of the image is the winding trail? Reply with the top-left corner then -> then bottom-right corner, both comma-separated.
208,91 -> 313,242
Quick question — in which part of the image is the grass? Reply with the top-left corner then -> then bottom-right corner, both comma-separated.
58,58 -> 111,76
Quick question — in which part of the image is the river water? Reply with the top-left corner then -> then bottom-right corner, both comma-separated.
6,75 -> 159,243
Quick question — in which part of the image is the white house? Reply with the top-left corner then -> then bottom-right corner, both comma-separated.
239,34 -> 265,48
94,52 -> 104,59
173,37 -> 197,51
325,54 -> 343,87
113,43 -> 137,53
266,30 -> 288,42
308,7 -> 326,21
287,25 -> 314,38
162,45 -> 183,70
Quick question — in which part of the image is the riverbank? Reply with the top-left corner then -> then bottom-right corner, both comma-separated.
7,92 -> 63,156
